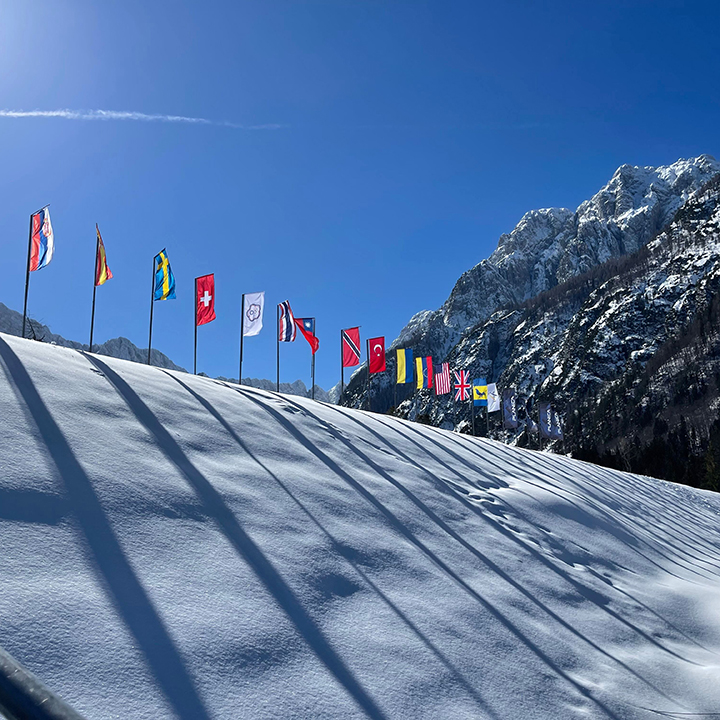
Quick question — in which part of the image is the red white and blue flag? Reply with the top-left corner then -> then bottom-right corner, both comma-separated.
296,317 -> 319,354
434,362 -> 451,395
454,370 -> 470,401
278,301 -> 296,341
29,207 -> 54,271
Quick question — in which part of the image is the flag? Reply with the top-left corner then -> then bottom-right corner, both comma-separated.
153,249 -> 176,300
242,292 -> 265,337
487,383 -> 501,413
473,378 -> 487,407
296,317 -> 319,354
278,301 -> 296,341
552,409 -> 564,440
396,348 -> 414,384
415,356 -> 433,389
434,362 -> 451,395
94,225 -> 113,286
29,207 -> 54,271
453,370 -> 470,401
368,337 -> 386,374
195,274 -> 216,326
502,388 -> 519,429
342,327 -> 361,367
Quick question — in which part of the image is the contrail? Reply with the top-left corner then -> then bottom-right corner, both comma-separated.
0,109 -> 283,129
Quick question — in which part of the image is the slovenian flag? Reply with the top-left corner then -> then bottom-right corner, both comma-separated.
29,207 -> 54,272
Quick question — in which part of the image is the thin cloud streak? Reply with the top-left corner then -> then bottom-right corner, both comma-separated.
0,109 -> 284,130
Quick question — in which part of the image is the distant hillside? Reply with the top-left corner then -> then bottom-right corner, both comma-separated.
0,302 -> 333,401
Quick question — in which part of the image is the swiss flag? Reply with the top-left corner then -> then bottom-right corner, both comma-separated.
195,274 -> 216,326
368,336 -> 386,374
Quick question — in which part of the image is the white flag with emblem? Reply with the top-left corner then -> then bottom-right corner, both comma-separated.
487,383 -> 501,412
243,292 -> 265,337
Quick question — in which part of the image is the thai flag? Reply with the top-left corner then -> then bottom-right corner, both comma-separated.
29,207 -> 54,271
278,301 -> 296,342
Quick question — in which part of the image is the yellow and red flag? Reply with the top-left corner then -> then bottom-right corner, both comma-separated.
95,225 -> 113,286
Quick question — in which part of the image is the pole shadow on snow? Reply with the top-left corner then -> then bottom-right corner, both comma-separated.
459,435 -> 720,582
318,405 -> 684,699
165,373 -> 501,720
234,390 -> 623,720
0,337 -> 212,720
284,399 -> 686,704
0,489 -> 66,525
82,357 -> 387,720
394,420 -> 701,666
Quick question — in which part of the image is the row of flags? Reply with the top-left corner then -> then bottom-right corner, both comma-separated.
20,208 -> 564,441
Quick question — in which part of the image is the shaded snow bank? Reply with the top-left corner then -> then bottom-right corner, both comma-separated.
0,332 -> 719,719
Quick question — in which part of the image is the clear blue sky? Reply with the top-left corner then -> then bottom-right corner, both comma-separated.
1,0 -> 719,390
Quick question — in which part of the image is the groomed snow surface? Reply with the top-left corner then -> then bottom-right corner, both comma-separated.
1,333 -> 719,720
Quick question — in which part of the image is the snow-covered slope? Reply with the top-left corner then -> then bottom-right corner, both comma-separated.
1,333 -> 719,719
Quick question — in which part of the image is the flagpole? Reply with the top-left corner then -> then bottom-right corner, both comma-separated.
471,391 -> 475,437
194,277 -> 198,375
340,329 -> 344,402
311,318 -> 316,401
366,339 -> 371,412
276,304 -> 280,393
89,229 -> 99,353
147,256 -> 155,365
21,206 -> 46,340
239,293 -> 245,385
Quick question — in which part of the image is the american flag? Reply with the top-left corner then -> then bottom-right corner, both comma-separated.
454,370 -> 470,401
434,362 -> 451,395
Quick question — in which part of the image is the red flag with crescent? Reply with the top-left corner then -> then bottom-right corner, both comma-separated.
368,336 -> 386,374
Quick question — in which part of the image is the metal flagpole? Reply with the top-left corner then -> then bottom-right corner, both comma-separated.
340,329 -> 344,401
22,206 -> 46,340
238,293 -> 245,385
276,304 -> 280,393
193,277 -> 198,375
394,353 -> 397,411
311,318 -> 316,400
89,230 -> 99,353
147,256 -> 155,365
470,389 -> 475,436
366,339 -> 371,412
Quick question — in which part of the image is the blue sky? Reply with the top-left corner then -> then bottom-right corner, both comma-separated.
1,0 -> 719,390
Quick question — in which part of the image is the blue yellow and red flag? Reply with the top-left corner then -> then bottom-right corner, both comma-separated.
415,356 -> 433,390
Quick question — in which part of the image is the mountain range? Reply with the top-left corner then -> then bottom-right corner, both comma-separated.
342,154 -> 720,491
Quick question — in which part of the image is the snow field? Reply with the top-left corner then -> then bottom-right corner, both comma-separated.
1,332 -> 719,719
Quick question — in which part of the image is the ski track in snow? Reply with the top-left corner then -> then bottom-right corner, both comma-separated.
0,333 -> 719,719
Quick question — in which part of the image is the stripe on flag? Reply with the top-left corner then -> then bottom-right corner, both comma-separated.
278,301 -> 296,341
434,362 -> 451,395
342,327 -> 361,367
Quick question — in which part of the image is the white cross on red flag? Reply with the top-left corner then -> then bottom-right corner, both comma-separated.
195,274 -> 216,326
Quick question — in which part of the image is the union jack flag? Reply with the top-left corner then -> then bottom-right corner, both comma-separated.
454,370 -> 470,401
434,362 -> 451,395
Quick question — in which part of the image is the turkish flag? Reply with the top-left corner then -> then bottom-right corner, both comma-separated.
368,336 -> 386,374
195,274 -> 216,326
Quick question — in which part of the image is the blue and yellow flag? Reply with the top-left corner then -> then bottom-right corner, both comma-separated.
473,378 -> 488,407
153,249 -> 176,301
396,348 -> 414,384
